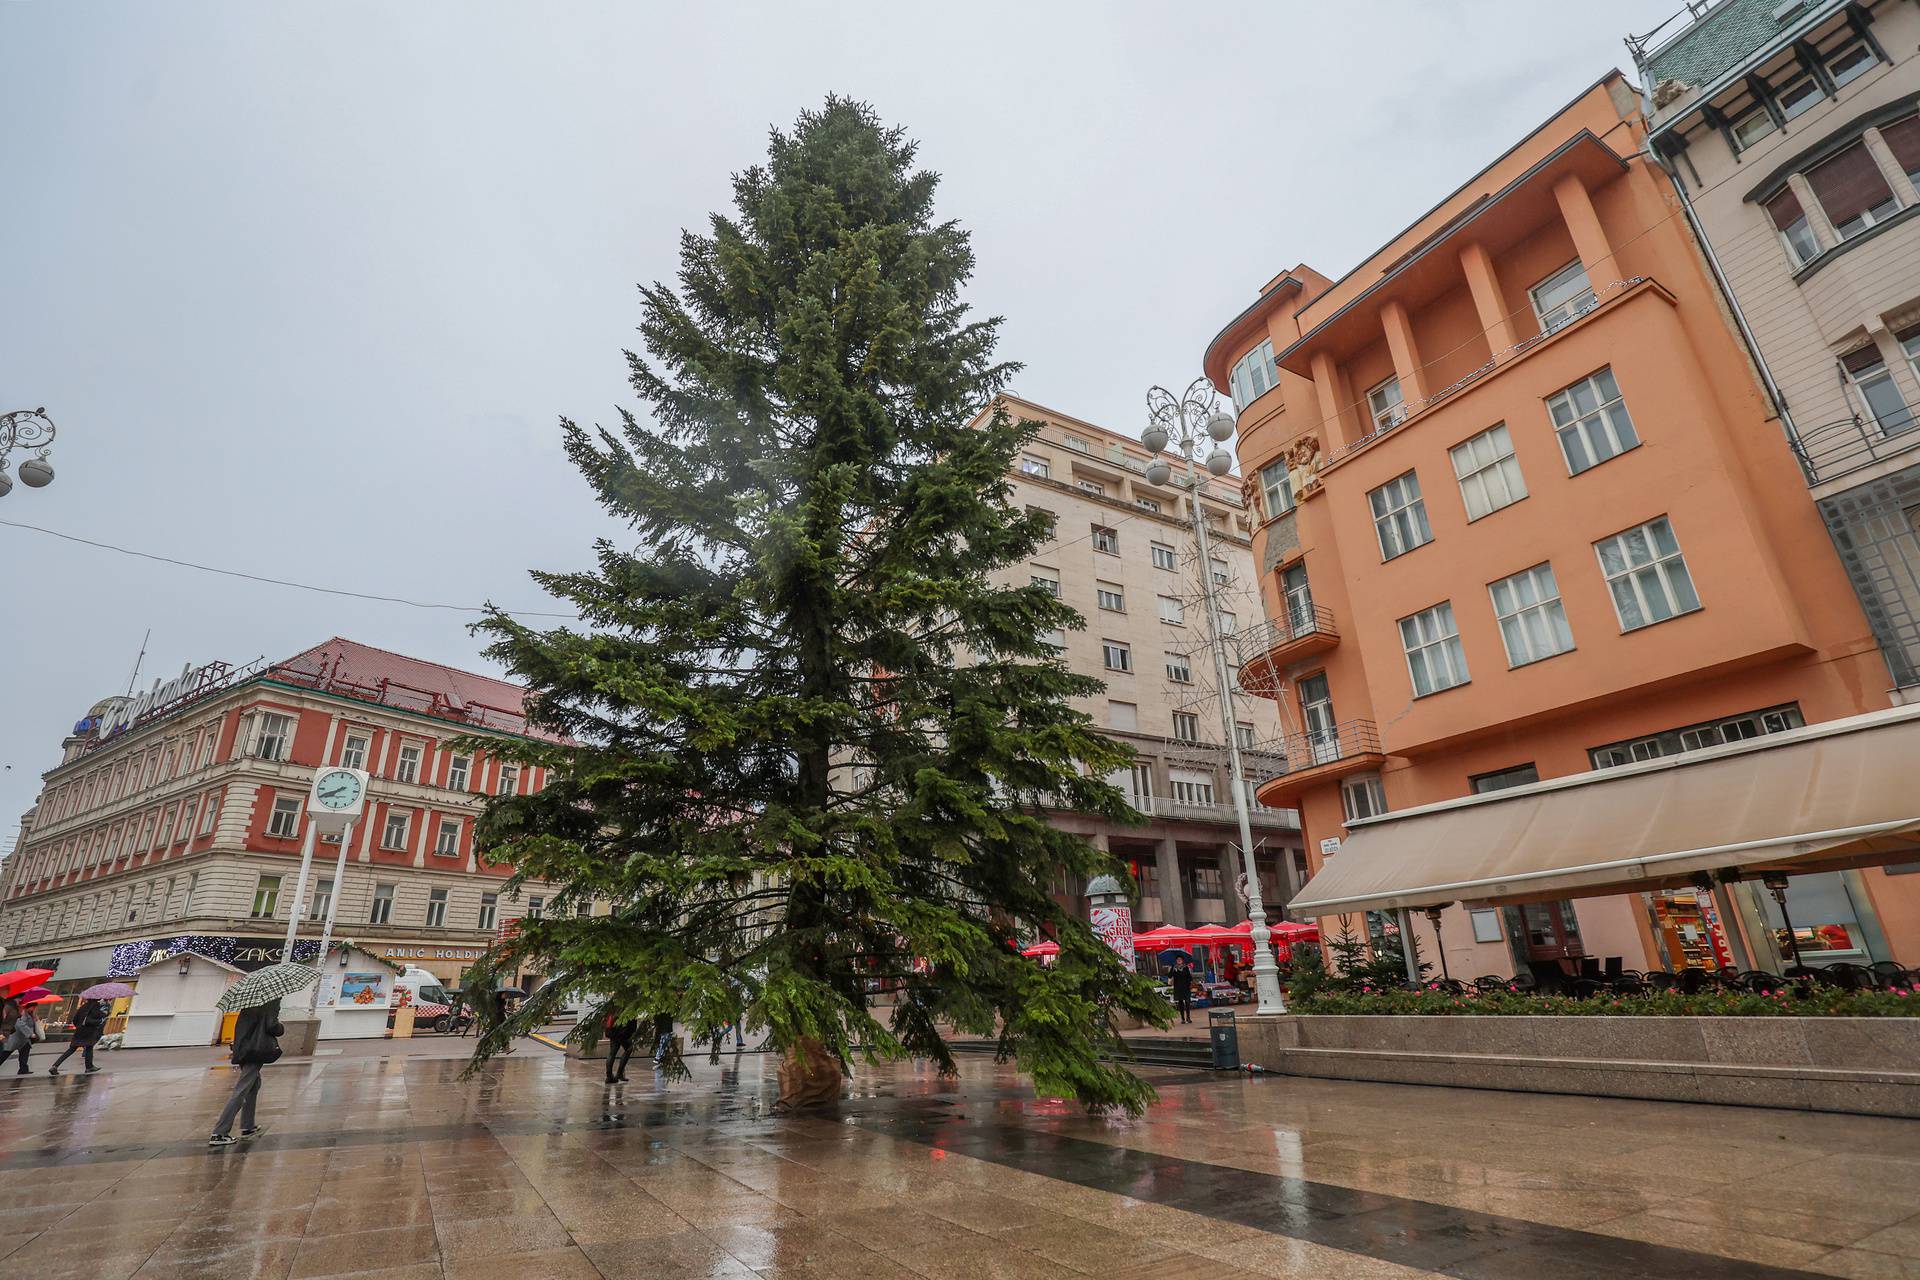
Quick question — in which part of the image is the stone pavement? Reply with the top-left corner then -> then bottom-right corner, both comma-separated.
0,1043 -> 1915,1279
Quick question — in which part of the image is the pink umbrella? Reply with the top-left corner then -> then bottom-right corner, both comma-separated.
1020,940 -> 1060,957
78,982 -> 135,1001
13,987 -> 52,1004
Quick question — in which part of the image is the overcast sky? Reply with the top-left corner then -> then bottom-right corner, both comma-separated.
0,1 -> 1679,834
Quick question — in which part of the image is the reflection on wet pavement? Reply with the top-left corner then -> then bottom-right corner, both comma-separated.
0,1048 -> 1914,1278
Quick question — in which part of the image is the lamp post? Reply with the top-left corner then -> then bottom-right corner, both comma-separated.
0,408 -> 57,498
1142,378 -> 1286,1016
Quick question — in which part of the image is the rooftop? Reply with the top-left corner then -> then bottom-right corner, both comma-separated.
267,638 -> 550,739
1636,0 -> 1833,94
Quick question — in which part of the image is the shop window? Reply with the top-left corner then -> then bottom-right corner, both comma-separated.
1757,872 -> 1869,960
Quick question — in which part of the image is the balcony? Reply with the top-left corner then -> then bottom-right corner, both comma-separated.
1255,719 -> 1386,806
1237,607 -> 1339,697
1797,413 -> 1920,490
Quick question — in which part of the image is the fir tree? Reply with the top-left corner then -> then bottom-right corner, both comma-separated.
460,97 -> 1168,1111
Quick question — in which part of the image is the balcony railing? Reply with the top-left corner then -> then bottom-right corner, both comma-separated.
1237,606 -> 1339,696
1127,793 -> 1300,829
1271,719 -> 1383,778
1796,413 -> 1920,488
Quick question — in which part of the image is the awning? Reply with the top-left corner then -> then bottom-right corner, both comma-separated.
1289,704 -> 1920,917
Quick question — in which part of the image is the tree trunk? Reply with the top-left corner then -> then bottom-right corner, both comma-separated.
776,1036 -> 845,1109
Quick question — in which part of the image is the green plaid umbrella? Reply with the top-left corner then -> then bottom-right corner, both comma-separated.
216,962 -> 319,1012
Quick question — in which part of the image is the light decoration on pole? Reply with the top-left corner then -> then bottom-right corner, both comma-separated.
1142,378 -> 1287,1016
0,408 -> 57,499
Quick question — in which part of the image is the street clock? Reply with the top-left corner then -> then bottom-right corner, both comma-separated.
307,767 -> 369,831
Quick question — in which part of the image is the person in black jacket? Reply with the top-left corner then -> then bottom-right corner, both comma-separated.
209,998 -> 283,1147
604,1014 -> 638,1084
1170,959 -> 1195,1025
48,999 -> 108,1075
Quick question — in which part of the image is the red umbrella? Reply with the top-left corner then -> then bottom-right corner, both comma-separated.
25,994 -> 62,1007
0,969 -> 55,998
1020,940 -> 1060,957
1133,926 -> 1204,952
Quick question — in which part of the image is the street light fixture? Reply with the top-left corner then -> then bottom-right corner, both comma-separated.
0,408 -> 58,498
1142,377 -> 1287,1016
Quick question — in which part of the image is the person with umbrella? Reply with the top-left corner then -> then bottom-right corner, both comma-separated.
48,992 -> 114,1075
3,996 -> 45,1074
208,961 -> 316,1147
1169,955 -> 1195,1025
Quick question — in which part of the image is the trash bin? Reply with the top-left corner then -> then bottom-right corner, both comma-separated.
1208,1008 -> 1239,1070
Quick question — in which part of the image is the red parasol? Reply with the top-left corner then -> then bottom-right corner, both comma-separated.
0,969 -> 56,998
1132,925 -> 1205,952
25,994 -> 62,1007
1020,940 -> 1061,957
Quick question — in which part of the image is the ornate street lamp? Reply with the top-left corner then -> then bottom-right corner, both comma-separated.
1142,378 -> 1287,1016
0,408 -> 58,498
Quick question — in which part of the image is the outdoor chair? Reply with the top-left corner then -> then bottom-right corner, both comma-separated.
1742,970 -> 1788,993
1430,979 -> 1471,996
1870,961 -> 1913,990
1508,972 -> 1538,993
1609,970 -> 1647,995
1473,975 -> 1509,993
1571,978 -> 1609,999
1822,962 -> 1876,991
1642,971 -> 1677,991
1677,968 -> 1714,995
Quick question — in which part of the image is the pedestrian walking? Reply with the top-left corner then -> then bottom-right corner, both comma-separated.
208,997 -> 284,1147
604,1014 -> 638,1083
48,999 -> 107,1075
3,1000 -> 43,1075
649,1011 -> 674,1064
1170,959 -> 1194,1025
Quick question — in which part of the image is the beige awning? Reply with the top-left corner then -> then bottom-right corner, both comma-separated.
1289,704 -> 1920,917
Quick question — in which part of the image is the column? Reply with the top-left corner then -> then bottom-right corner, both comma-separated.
1863,126 -> 1920,207
1155,838 -> 1186,928
1379,299 -> 1429,405
1787,173 -> 1840,252
1309,351 -> 1362,448
1458,241 -> 1518,358
1552,173 -> 1616,285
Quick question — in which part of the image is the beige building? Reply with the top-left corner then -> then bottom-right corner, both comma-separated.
973,396 -> 1304,930
1637,0 -> 1920,696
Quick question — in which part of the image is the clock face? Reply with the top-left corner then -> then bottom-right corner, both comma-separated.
313,769 -> 364,810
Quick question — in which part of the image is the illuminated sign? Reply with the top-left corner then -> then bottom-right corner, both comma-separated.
93,663 -> 215,738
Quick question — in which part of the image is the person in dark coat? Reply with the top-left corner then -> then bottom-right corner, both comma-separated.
604,1014 -> 638,1084
2,999 -> 42,1074
1170,959 -> 1195,1025
209,998 -> 283,1146
48,999 -> 108,1075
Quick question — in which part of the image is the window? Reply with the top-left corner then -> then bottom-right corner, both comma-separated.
1150,542 -> 1177,571
1089,523 -> 1119,555
1595,517 -> 1701,631
1399,602 -> 1469,696
253,712 -> 293,761
1134,498 -> 1160,513
1096,581 -> 1125,612
1209,558 -> 1229,586
1883,114 -> 1920,190
308,877 -> 333,921
1229,338 -> 1277,409
396,744 -> 421,784
1366,376 -> 1405,431
178,800 -> 197,842
197,795 -> 217,835
382,809 -> 412,850
1171,711 -> 1200,742
1489,563 -> 1574,667
250,875 -> 281,919
435,817 -> 461,856
1281,562 -> 1314,632
1107,701 -> 1138,732
1258,459 -> 1294,519
1169,769 -> 1216,806
1217,611 -> 1238,635
1471,763 -> 1540,794
426,889 -> 448,928
498,766 -> 520,796
478,893 -> 498,931
1447,423 -> 1527,521
528,896 -> 545,919
370,883 -> 394,925
1077,479 -> 1107,497
1235,722 -> 1257,750
1529,259 -> 1597,334
341,733 -> 369,770
267,795 -> 302,839
1842,345 -> 1915,435
1470,909 -> 1504,942
1826,42 -> 1874,88
1039,627 -> 1066,651
1368,471 -> 1432,560
1160,647 -> 1196,685
1341,774 -> 1387,823
1776,76 -> 1821,120
1030,568 -> 1060,597
1157,595 -> 1184,625
199,733 -> 216,768
1547,367 -> 1639,475
1806,141 -> 1900,241
1025,504 -> 1056,534
1188,857 -> 1224,900
1590,704 -> 1803,769
1102,641 -> 1132,673
1063,434 -> 1090,453
1019,454 -> 1050,478
1766,188 -> 1820,266
447,754 -> 471,790
1731,104 -> 1775,150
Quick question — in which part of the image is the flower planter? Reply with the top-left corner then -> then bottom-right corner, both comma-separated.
1235,1014 -> 1920,1118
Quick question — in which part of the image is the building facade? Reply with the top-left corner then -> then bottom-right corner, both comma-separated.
0,639 -> 563,989
976,396 -> 1305,935
1204,73 -> 1915,980
1636,0 -> 1920,697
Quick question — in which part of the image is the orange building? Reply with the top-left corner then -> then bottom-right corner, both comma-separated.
1205,72 -> 1916,982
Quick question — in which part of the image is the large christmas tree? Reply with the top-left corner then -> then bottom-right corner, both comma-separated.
464,97 -> 1166,1111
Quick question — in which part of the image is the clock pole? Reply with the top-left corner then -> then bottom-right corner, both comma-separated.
282,820 -> 322,961
307,819 -> 357,1015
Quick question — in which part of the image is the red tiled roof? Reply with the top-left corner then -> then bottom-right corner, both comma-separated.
268,638 -> 559,740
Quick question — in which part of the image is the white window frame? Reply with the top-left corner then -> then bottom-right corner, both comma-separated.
1218,611 -> 1238,635
1731,103 -> 1776,150
1449,423 -> 1527,520
395,743 -> 422,784
1594,516 -> 1702,632
382,809 -> 412,850
1157,595 -> 1184,625
1826,41 -> 1874,88
1030,568 -> 1060,597
1776,75 -> 1822,119
1547,367 -> 1639,475
251,875 -> 282,919
478,893 -> 498,932
1769,192 -> 1820,267
1165,651 -> 1192,683
196,794 -> 217,836
1168,769 -> 1216,806
1229,338 -> 1277,409
267,795 -> 302,839
1090,523 -> 1118,554
1077,479 -> 1107,497
1368,471 -> 1432,561
1529,259 -> 1597,334
1366,375 -> 1406,432
1399,602 -> 1470,697
253,711 -> 294,761
1209,557 -> 1230,586
1150,542 -> 1177,571
1171,711 -> 1200,743
1134,497 -> 1160,513
1258,459 -> 1294,519
1063,434 -> 1090,453
1489,563 -> 1575,667
1095,581 -> 1125,612
498,766 -> 520,796
434,816 -> 461,857
308,877 -> 333,921
447,754 -> 471,790
426,889 -> 448,929
341,733 -> 370,771
1101,641 -> 1132,673
1234,722 -> 1257,750
369,883 -> 395,926
1019,454 -> 1050,478
1341,773 -> 1387,824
